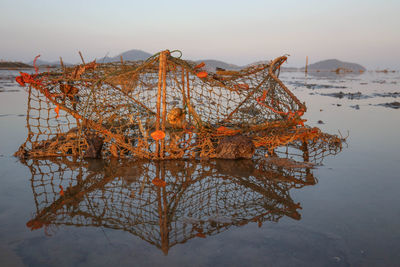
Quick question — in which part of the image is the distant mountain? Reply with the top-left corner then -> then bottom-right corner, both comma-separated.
98,49 -> 153,63
22,49 -> 300,72
195,59 -> 241,72
304,59 -> 366,72
98,49 -> 243,70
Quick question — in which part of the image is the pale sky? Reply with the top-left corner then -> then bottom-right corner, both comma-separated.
1,0 -> 399,69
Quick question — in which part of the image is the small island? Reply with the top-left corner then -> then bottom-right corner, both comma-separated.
304,59 -> 366,73
0,61 -> 33,69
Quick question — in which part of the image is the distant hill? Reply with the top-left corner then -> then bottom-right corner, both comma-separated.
98,49 -> 153,63
305,59 -> 366,72
0,61 -> 32,69
20,49 -> 299,71
97,49 -> 243,70
195,59 -> 241,72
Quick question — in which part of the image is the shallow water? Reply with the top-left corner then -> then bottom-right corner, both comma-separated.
0,69 -> 399,267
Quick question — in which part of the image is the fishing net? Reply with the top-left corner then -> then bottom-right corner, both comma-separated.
14,50 -> 342,160
23,138 -> 341,254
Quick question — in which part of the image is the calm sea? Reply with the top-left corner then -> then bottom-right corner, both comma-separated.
0,69 -> 399,267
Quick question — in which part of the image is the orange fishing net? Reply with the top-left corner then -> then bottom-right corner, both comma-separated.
15,50 -> 342,160
22,136 -> 341,253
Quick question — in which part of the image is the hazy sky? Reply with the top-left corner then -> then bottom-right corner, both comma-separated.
1,0 -> 399,69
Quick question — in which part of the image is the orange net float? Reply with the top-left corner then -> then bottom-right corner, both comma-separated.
196,71 -> 208,78
194,62 -> 205,69
151,130 -> 166,141
152,178 -> 166,188
54,105 -> 60,118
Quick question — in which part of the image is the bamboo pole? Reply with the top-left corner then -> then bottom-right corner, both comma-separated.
161,51 -> 168,158
156,51 -> 168,158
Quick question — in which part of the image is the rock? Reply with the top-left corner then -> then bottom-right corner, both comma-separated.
378,101 -> 400,109
320,91 -> 366,100
317,120 -> 324,124
215,135 -> 255,159
84,133 -> 104,158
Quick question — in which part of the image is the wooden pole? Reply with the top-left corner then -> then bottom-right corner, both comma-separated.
156,53 -> 164,157
181,67 -> 186,109
156,50 -> 169,158
186,70 -> 191,124
59,57 -> 65,71
305,56 -> 308,74
161,51 -> 168,158
78,51 -> 86,65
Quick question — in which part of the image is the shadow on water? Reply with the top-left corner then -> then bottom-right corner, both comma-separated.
20,139 -> 342,256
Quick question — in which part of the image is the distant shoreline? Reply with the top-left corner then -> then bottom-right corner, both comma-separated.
0,62 -> 33,70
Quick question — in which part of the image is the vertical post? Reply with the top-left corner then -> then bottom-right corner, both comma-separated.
181,67 -> 186,109
26,86 -> 33,145
59,57 -> 65,71
156,54 -> 163,157
79,51 -> 86,65
156,50 -> 169,158
186,70 -> 191,124
161,51 -> 168,158
180,67 -> 188,148
305,56 -> 308,74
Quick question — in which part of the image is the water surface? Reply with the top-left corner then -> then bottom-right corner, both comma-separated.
0,69 -> 399,267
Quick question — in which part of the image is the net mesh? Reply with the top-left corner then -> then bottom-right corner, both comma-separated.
14,50 -> 343,160
23,138 -> 341,254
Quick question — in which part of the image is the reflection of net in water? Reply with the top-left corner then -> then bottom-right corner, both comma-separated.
24,141 -> 342,254
14,51 -> 344,160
